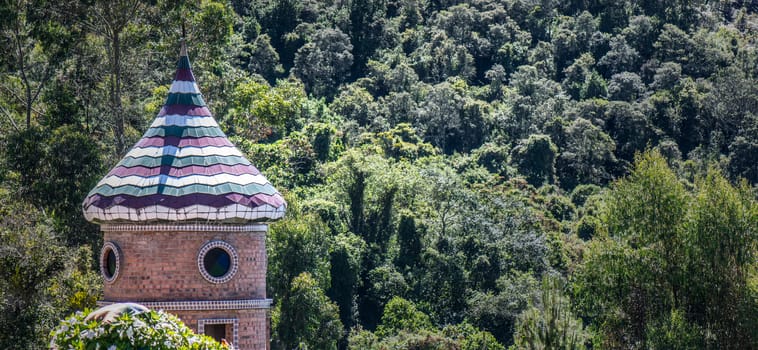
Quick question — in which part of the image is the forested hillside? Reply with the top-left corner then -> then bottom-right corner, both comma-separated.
1,0 -> 757,349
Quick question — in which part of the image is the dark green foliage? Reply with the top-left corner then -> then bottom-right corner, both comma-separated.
350,298 -> 504,350
347,0 -> 387,77
3,125 -> 101,246
598,36 -> 639,77
472,142 -> 510,177
511,134 -> 558,187
607,72 -> 643,101
248,33 -> 283,81
1,1 -> 757,348
293,28 -> 354,98
415,80 -> 488,154
327,233 -> 365,330
267,202 -> 331,301
569,184 -> 600,207
727,135 -> 758,183
305,122 -> 339,162
555,118 -> 619,190
466,272 -> 539,345
573,151 -> 757,348
574,215 -> 600,240
0,194 -> 100,349
580,70 -> 607,99
395,213 -> 422,270
273,272 -> 343,350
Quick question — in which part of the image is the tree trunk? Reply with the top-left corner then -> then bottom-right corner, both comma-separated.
112,31 -> 125,153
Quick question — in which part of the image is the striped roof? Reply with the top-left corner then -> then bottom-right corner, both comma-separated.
83,43 -> 286,223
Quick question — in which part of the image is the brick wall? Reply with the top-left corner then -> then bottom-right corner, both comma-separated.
174,309 -> 269,350
101,229 -> 267,301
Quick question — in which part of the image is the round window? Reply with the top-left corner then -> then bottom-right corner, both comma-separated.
198,241 -> 238,284
100,242 -> 122,283
203,248 -> 231,277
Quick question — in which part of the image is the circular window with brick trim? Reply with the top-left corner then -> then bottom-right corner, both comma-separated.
198,240 -> 238,284
100,242 -> 122,283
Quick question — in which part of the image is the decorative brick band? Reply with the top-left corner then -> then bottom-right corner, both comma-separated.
198,318 -> 239,349
100,223 -> 269,232
97,299 -> 273,311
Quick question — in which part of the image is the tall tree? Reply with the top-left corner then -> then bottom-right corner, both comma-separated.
87,0 -> 145,153
273,272 -> 343,350
0,0 -> 75,128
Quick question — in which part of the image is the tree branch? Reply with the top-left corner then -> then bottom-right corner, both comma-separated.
0,104 -> 21,132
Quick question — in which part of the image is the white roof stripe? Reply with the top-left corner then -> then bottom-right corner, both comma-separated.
168,81 -> 201,94
123,145 -> 244,158
84,203 -> 286,222
96,173 -> 271,188
150,115 -> 220,128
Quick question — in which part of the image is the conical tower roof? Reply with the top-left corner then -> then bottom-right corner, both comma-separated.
83,42 -> 286,223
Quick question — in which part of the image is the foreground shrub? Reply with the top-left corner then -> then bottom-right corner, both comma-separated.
50,306 -> 227,350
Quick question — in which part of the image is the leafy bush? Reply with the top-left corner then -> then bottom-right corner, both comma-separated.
50,308 -> 227,350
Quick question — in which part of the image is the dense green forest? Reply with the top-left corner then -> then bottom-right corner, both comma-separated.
1,0 -> 757,349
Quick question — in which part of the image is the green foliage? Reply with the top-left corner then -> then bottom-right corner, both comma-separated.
2,1 -> 758,348
395,212 -> 422,270
512,276 -> 587,350
376,297 -> 433,338
573,150 -> 758,348
369,123 -> 437,161
569,184 -> 601,207
555,117 -> 618,190
574,215 -> 600,241
0,194 -> 100,349
227,77 -> 307,140
349,298 -> 504,350
293,28 -> 354,98
327,233 -> 366,330
331,85 -> 377,127
273,272 -> 343,350
192,0 -> 235,60
50,308 -> 226,349
645,309 -> 704,350
268,199 -> 331,300
444,322 -> 505,350
473,142 -> 510,177
304,122 -> 340,162
466,272 -> 540,346
580,70 -> 607,100
511,134 -> 558,187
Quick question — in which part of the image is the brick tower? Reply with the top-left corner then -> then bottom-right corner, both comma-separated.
82,41 -> 286,350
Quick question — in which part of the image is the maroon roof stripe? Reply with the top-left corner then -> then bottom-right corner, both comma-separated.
174,68 -> 195,82
84,192 -> 285,210
158,105 -> 211,117
106,164 -> 262,178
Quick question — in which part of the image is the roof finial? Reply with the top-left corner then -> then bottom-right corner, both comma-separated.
180,18 -> 187,56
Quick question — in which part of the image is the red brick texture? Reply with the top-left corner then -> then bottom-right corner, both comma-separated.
174,309 -> 270,350
102,229 -> 266,301
99,227 -> 270,350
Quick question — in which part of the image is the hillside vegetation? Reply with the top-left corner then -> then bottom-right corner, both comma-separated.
0,0 -> 756,349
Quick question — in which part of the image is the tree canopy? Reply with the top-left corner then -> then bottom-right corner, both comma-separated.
0,0 -> 756,349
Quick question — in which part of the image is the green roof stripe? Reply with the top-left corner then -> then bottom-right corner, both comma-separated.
91,182 -> 279,197
143,126 -> 226,138
117,155 -> 251,168
165,93 -> 205,106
